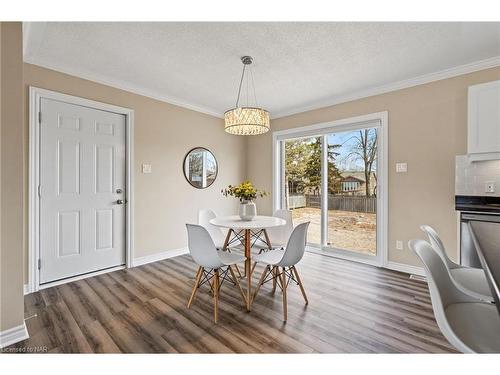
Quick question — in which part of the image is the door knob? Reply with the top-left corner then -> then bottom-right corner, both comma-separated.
116,199 -> 124,205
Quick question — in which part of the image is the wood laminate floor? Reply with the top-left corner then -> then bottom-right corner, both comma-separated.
6,252 -> 457,353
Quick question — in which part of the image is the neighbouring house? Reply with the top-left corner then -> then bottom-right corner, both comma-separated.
340,171 -> 377,196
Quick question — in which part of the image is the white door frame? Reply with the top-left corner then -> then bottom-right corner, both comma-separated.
272,111 -> 388,268
28,86 -> 134,293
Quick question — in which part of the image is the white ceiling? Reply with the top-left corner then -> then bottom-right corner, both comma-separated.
24,22 -> 500,118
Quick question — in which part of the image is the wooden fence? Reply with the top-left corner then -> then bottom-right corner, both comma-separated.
288,194 -> 307,209
288,194 -> 376,213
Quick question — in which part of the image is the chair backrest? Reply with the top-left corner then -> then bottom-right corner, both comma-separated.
420,225 -> 457,269
186,224 -> 223,269
421,224 -> 492,301
408,239 -> 476,353
265,209 -> 294,245
198,209 -> 225,245
278,222 -> 310,267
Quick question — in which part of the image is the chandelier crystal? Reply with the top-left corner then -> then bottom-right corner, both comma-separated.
224,56 -> 270,136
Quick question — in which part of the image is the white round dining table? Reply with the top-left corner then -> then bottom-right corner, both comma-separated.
210,215 -> 286,311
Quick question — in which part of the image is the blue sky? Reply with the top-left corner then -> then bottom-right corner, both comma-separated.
285,128 -> 378,172
327,130 -> 377,172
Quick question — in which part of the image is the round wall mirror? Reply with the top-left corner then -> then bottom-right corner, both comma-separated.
183,147 -> 218,189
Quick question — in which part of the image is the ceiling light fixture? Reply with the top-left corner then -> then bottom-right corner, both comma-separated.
224,56 -> 270,136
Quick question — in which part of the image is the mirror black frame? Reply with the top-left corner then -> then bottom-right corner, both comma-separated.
182,147 -> 218,189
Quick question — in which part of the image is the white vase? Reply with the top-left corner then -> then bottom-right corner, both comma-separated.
239,200 -> 257,221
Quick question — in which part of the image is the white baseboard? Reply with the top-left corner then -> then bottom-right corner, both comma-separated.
386,261 -> 425,277
22,248 -> 189,295
0,322 -> 29,349
133,247 -> 189,267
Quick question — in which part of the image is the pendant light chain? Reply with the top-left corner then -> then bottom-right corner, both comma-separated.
235,64 -> 247,108
246,64 -> 250,107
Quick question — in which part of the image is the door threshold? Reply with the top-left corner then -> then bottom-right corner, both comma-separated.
38,264 -> 125,291
306,246 -> 381,267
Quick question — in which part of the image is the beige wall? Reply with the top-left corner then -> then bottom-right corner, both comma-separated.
247,67 -> 500,267
1,22 -> 25,332
22,63 -> 246,282
1,28 -> 498,334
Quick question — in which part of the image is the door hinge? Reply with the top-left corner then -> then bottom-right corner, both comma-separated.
38,185 -> 42,198
38,111 -> 42,124
38,259 -> 41,270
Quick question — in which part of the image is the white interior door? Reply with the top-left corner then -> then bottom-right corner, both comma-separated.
39,98 -> 126,284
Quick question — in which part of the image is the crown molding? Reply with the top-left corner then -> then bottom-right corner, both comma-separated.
24,57 -> 224,118
271,55 -> 500,119
23,20 -> 500,121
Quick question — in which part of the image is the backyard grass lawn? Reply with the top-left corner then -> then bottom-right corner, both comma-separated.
291,207 -> 376,256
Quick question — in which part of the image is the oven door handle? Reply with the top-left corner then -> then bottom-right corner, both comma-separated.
461,213 -> 500,223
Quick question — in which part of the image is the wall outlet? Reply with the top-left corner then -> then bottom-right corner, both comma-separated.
396,162 -> 407,173
396,240 -> 404,250
485,181 -> 495,193
142,163 -> 152,174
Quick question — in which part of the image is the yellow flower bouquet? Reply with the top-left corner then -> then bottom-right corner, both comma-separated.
221,181 -> 267,202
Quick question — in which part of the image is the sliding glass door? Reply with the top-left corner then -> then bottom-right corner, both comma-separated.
326,128 -> 377,259
274,114 -> 386,266
282,136 -> 322,247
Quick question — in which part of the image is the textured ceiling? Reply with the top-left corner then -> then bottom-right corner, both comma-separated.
24,22 -> 500,118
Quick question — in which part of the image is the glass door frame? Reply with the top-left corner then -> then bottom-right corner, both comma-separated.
272,112 -> 388,267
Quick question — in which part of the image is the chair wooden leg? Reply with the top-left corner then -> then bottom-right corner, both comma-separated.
213,269 -> 220,323
252,265 -> 270,303
251,261 -> 257,276
292,266 -> 308,305
234,264 -> 242,278
187,267 -> 203,308
222,229 -> 232,251
263,229 -> 273,251
228,265 -> 247,306
281,267 -> 287,322
271,266 -> 277,293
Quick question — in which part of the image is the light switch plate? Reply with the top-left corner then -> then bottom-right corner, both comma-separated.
396,163 -> 407,173
396,240 -> 404,250
142,164 -> 152,174
485,181 -> 495,193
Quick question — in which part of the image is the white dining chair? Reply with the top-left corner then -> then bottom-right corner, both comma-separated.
198,209 -> 228,250
420,225 -> 493,302
186,224 -> 246,323
249,209 -> 295,275
260,209 -> 294,250
252,222 -> 310,322
408,239 -> 500,353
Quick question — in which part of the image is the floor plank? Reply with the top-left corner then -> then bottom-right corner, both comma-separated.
5,252 -> 457,353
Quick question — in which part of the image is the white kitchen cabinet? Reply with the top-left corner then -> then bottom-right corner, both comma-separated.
468,80 -> 500,161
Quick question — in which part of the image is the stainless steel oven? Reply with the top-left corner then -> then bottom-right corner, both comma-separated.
456,195 -> 500,267
460,213 -> 500,267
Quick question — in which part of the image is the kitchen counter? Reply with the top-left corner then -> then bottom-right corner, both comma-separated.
456,195 -> 500,214
469,221 -> 500,315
